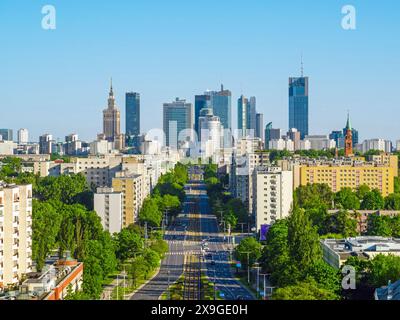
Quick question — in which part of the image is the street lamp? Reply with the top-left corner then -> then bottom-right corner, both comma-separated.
167,270 -> 171,300
252,262 -> 261,299
259,273 -> 271,300
238,251 -> 252,284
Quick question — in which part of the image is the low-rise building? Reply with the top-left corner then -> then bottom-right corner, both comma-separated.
321,236 -> 400,269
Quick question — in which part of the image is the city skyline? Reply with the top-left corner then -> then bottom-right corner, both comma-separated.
1,1 -> 400,142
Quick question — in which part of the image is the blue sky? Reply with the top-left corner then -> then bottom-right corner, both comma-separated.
0,0 -> 399,142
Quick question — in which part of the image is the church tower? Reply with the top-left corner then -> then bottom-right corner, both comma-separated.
345,112 -> 353,157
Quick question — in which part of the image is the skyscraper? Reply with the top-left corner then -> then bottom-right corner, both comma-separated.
0,129 -> 13,141
125,92 -> 140,137
238,95 -> 248,137
102,79 -> 124,150
289,72 -> 309,139
194,94 -> 211,136
255,113 -> 264,142
210,85 -> 232,131
163,98 -> 193,148
246,97 -> 257,135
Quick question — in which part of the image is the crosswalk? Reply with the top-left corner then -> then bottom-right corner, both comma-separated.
166,251 -> 203,256
168,240 -> 221,245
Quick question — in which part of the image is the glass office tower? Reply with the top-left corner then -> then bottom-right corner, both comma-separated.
194,94 -> 211,136
163,98 -> 193,148
125,92 -> 140,137
289,77 -> 309,139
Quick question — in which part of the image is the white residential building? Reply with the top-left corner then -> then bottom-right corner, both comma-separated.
269,138 -> 294,152
235,137 -> 263,156
94,187 -> 123,234
231,151 -> 270,214
0,183 -> 33,288
17,129 -> 29,145
358,139 -> 392,153
252,167 -> 293,232
303,135 -> 336,150
0,141 -> 17,155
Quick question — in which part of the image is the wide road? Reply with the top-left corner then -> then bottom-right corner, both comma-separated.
131,178 -> 254,300
130,213 -> 188,300
194,183 -> 254,300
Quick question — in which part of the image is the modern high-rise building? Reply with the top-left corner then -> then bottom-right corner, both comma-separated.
329,131 -> 345,149
289,76 -> 309,139
246,97 -> 257,135
209,85 -> 231,131
265,122 -> 281,150
102,80 -> 124,150
198,108 -> 223,160
17,129 -> 29,144
39,134 -> 53,154
163,98 -> 193,148
0,129 -> 13,141
125,92 -> 140,137
0,183 -> 33,287
255,113 -> 264,142
194,94 -> 211,136
238,95 -> 248,137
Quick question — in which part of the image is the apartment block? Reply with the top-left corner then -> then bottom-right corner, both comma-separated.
94,187 -> 123,234
253,167 -> 293,232
112,172 -> 145,227
293,157 -> 396,196
0,184 -> 33,288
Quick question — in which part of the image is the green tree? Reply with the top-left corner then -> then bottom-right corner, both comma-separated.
385,193 -> 400,210
356,184 -> 371,199
115,228 -> 144,261
295,184 -> 334,209
334,187 -> 360,210
149,239 -> 169,259
272,278 -> 339,300
288,208 -> 322,272
368,254 -> 400,287
32,200 -> 62,271
261,219 -> 294,286
138,197 -> 162,227
361,189 -> 385,210
367,214 -> 392,236
327,209 -> 358,237
81,241 -> 104,299
307,260 -> 342,294
234,237 -> 262,268
129,256 -> 147,288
